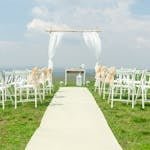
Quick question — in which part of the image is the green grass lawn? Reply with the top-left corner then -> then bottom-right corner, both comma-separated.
0,85 -> 58,150
88,82 -> 150,150
0,80 -> 150,150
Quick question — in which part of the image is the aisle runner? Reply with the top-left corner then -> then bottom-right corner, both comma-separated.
26,87 -> 122,150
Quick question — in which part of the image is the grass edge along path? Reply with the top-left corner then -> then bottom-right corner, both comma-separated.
88,83 -> 150,150
0,85 -> 59,150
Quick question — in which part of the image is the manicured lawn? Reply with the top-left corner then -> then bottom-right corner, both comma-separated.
0,81 -> 150,150
88,82 -> 150,150
0,85 -> 58,150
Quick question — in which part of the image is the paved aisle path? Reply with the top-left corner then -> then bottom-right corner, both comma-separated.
26,87 -> 122,150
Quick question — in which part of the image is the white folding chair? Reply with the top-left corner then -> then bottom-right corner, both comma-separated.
0,71 -> 5,109
109,69 -> 135,108
14,68 -> 41,109
102,67 -> 116,100
0,85 -> 5,109
39,68 -> 53,99
131,70 -> 146,108
141,72 -> 150,109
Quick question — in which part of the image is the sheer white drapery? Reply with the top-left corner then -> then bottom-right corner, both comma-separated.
48,32 -> 63,69
83,32 -> 102,66
48,31 -> 102,68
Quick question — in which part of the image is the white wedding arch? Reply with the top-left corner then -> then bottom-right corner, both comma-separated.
46,27 -> 102,69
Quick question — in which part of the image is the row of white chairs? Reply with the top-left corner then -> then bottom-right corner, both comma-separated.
95,66 -> 150,109
0,67 -> 53,109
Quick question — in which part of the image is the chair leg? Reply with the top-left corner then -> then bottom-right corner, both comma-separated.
43,86 -> 45,100
27,88 -> 29,101
132,89 -> 135,109
127,88 -> 130,105
50,85 -> 52,94
35,88 -> 37,108
108,87 -> 111,104
4,88 -> 7,101
98,82 -> 101,95
100,82 -> 104,96
135,87 -> 140,100
94,85 -> 97,92
20,88 -> 22,103
120,87 -> 122,100
142,88 -> 145,109
111,88 -> 114,108
103,83 -> 106,99
38,88 -> 42,104
15,88 -> 17,109
2,90 -> 5,110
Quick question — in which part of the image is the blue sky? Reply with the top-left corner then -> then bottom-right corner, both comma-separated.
0,0 -> 33,41
0,0 -> 150,69
131,0 -> 150,15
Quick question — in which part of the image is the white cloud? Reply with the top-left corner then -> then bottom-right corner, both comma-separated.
27,18 -> 69,34
24,0 -> 150,68
32,6 -> 49,18
27,19 -> 51,33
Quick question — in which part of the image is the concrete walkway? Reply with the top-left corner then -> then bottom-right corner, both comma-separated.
26,87 -> 122,150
